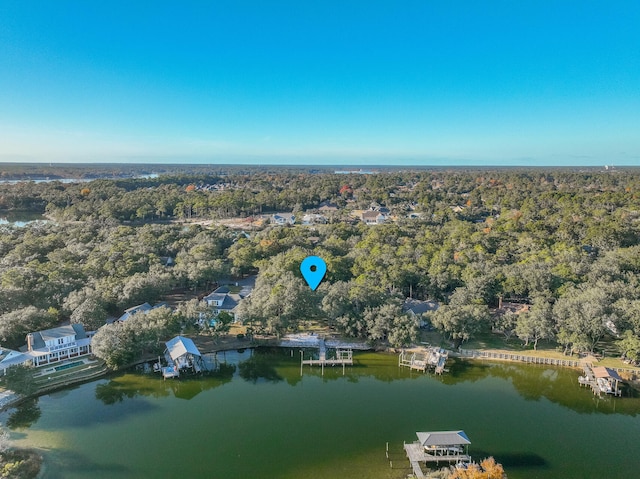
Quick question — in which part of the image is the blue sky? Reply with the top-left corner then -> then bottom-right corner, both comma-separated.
1,1 -> 639,166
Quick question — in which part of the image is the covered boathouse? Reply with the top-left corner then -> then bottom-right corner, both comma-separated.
163,336 -> 206,379
404,430 -> 471,478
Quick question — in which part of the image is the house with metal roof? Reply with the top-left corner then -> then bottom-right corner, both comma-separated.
112,302 -> 170,324
21,324 -> 92,367
164,336 -> 205,376
417,430 -> 471,450
0,348 -> 31,374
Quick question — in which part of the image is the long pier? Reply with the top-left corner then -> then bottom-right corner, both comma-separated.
456,349 -> 582,367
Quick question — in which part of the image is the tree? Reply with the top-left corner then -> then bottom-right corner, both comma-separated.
617,330 -> 640,361
0,307 -> 57,349
554,285 -> 617,354
237,271 -> 320,337
0,424 -> 10,454
211,311 -> 234,340
515,298 -> 555,350
91,324 -> 136,370
1,365 -> 36,396
92,306 -> 180,369
448,456 -> 507,479
431,304 -> 490,347
70,297 -> 108,331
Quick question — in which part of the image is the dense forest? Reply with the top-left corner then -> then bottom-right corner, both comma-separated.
2,167 -> 640,367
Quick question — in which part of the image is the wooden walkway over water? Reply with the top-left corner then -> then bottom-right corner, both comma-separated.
403,442 -> 471,477
456,349 -> 582,367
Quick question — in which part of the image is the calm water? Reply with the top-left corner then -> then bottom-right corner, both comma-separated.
0,210 -> 48,227
3,350 -> 639,479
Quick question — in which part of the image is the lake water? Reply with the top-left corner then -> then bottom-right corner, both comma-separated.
0,173 -> 159,185
0,210 -> 48,227
2,350 -> 639,479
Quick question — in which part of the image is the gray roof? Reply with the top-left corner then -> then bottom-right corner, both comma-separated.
28,324 -> 87,350
362,210 -> 381,219
116,302 -> 169,323
416,431 -> 471,446
0,349 -> 30,369
403,299 -> 440,315
204,293 -> 227,303
204,287 -> 242,311
165,336 -> 201,361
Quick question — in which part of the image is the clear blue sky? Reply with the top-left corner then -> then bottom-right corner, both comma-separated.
1,1 -> 639,166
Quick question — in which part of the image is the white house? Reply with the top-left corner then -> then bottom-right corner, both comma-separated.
301,213 -> 327,225
0,348 -> 31,374
361,210 -> 387,225
203,286 -> 244,320
22,324 -> 92,367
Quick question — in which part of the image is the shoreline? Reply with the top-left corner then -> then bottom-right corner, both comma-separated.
4,335 -> 639,414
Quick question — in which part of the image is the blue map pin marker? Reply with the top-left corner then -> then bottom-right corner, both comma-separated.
300,256 -> 327,291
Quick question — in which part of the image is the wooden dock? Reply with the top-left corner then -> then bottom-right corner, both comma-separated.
300,339 -> 353,376
579,364 -> 623,397
404,441 -> 471,476
399,347 -> 449,374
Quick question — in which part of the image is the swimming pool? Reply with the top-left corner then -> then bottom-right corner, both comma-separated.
54,360 -> 84,372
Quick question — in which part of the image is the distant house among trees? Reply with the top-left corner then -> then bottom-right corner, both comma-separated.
271,213 -> 295,225
318,201 -> 339,212
403,299 -> 440,328
301,213 -> 327,225
361,210 -> 387,225
112,302 -> 170,324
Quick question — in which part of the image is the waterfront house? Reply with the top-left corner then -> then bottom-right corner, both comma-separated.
22,324 -> 92,367
0,348 -> 31,374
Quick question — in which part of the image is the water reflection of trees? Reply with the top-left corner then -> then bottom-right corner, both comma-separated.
95,363 -> 236,405
238,352 -> 284,383
6,399 -> 41,430
443,359 -> 640,416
